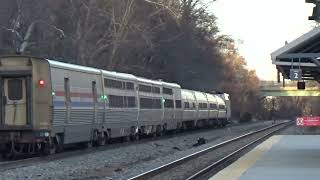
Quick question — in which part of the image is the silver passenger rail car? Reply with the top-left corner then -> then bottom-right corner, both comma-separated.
206,93 -> 219,126
0,55 -> 232,158
102,71 -> 139,141
216,93 -> 231,123
136,77 -> 163,136
181,89 -> 198,129
193,91 -> 210,128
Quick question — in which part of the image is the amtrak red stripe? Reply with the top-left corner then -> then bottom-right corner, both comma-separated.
55,91 -> 94,98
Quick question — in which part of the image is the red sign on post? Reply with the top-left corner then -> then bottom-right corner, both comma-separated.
296,116 -> 320,127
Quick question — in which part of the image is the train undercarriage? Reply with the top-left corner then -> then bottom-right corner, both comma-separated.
0,118 -> 229,159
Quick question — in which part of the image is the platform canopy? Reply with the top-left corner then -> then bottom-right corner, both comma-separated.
271,27 -> 320,82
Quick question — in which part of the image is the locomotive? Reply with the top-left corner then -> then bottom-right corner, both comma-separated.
0,56 -> 231,158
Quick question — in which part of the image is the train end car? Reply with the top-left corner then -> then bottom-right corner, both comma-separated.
215,93 -> 231,123
0,56 -> 53,158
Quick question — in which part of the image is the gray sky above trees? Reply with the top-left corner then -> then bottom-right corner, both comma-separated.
211,0 -> 314,80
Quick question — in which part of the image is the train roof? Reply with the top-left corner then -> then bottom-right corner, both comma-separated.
48,59 -> 138,81
215,95 -> 226,105
181,89 -> 195,99
205,93 -> 216,101
136,77 -> 163,86
161,81 -> 181,88
48,59 -> 180,87
193,91 -> 207,101
102,70 -> 137,81
216,93 -> 230,101
47,59 -> 101,74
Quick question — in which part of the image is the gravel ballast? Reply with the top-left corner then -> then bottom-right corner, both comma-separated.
0,121 -> 280,180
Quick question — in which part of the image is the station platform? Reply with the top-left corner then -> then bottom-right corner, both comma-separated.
211,135 -> 320,180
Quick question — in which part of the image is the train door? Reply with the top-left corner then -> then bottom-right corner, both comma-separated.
2,77 -> 29,126
64,78 -> 71,125
92,81 -> 98,123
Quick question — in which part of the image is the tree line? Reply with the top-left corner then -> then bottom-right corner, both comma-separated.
0,0 -> 314,121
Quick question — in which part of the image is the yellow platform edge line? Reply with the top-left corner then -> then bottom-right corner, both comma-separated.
210,135 -> 283,180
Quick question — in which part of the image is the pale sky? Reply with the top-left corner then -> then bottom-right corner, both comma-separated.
210,0 -> 315,80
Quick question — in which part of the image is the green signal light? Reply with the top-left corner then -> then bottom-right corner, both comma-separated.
52,92 -> 56,96
161,97 -> 165,103
101,95 -> 108,100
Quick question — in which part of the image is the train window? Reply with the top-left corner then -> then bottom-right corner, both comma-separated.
64,78 -> 71,104
109,95 -> 124,108
92,81 -> 97,103
104,78 -> 123,89
153,99 -> 162,109
203,103 -> 208,109
140,98 -> 153,109
184,102 -> 190,109
8,79 -> 22,100
164,99 -> 174,108
219,105 -> 225,110
193,103 -> 196,108
199,103 -> 208,109
175,100 -> 182,109
152,87 -> 161,94
123,96 -> 128,107
126,82 -> 134,90
210,103 -> 217,109
163,87 -> 173,95
139,84 -> 152,93
127,96 -> 136,107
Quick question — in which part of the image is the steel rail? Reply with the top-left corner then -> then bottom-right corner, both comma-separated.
128,121 -> 291,180
186,122 -> 292,180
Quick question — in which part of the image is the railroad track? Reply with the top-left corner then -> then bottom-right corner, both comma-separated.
0,121 -> 270,172
129,121 -> 292,180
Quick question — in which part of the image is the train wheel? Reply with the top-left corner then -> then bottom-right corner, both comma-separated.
55,135 -> 64,153
156,125 -> 163,136
174,123 -> 181,133
2,143 -> 15,159
97,135 -> 106,146
88,141 -> 93,148
79,140 -> 93,149
130,133 -> 140,141
44,144 -> 56,155
3,142 -> 24,159
3,151 -> 15,160
181,123 -> 187,131
122,136 -> 130,142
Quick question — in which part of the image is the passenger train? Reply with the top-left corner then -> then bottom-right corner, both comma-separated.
0,56 -> 230,158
